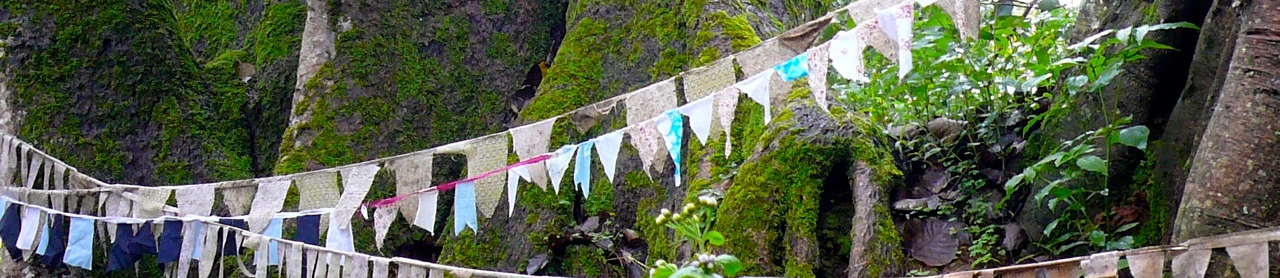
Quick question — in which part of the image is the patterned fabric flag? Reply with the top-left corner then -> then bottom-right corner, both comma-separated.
248,179 -> 291,233
625,78 -> 679,127
373,205 -> 396,249
335,164 -> 380,227
736,69 -> 776,124
715,88 -> 740,156
453,181 -> 479,235
1171,249 -> 1210,278
1226,242 -> 1268,278
64,216 -> 94,270
807,42 -> 832,113
657,110 -> 685,187
876,2 -> 915,78
775,53 -> 810,81
388,151 -> 432,224
936,0 -> 980,40
830,28 -> 869,82
594,131 -> 624,183
1127,251 -> 1165,278
627,121 -> 664,178
296,171 -> 340,235
682,56 -> 737,102
546,145 -> 577,194
464,134 -> 508,218
844,0 -> 908,24
413,191 -> 439,234
574,141 -> 594,198
679,96 -> 715,146
738,40 -> 796,107
509,118 -> 556,189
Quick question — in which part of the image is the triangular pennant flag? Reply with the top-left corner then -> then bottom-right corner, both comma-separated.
413,191 -> 439,234
63,216 -> 94,270
678,96 -> 715,145
775,53 -> 810,81
593,131 -> 624,183
388,151 -> 432,224
335,164 -> 380,227
1171,249 -> 1211,278
132,187 -> 170,219
1226,242 -> 1268,278
373,205 -> 396,249
1081,251 -> 1118,278
42,158 -> 52,189
220,181 -> 257,216
779,14 -> 834,52
464,133 -> 508,218
715,88 -> 740,156
1127,251 -> 1165,278
683,55 -> 737,102
506,165 -> 529,217
176,184 -> 216,216
625,78 -> 679,127
936,0 -> 980,40
546,145 -> 577,194
877,2 -> 915,78
736,69 -> 775,124
247,179 -> 291,233
16,206 -> 41,250
574,141 -> 594,198
657,110 -> 685,187
829,28 -> 871,82
865,20 -> 901,61
807,42 -> 832,113
569,98 -> 622,133
453,181 -> 479,235
509,117 -> 556,189
626,122 -> 664,178
324,219 -> 355,254
23,150 -> 42,188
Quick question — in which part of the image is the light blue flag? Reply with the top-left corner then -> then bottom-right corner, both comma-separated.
190,221 -> 207,261
658,110 -> 685,187
263,218 -> 283,265
0,198 -> 7,219
35,219 -> 50,255
64,216 -> 94,270
453,181 -> 478,235
774,53 -> 810,81
574,141 -> 595,198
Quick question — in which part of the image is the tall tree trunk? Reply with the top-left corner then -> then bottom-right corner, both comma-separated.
1173,0 -> 1280,241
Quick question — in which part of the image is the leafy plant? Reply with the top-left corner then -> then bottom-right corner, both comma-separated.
648,196 -> 742,278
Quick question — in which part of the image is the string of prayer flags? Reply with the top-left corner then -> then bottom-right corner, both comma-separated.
1081,251 -> 1118,278
1171,249 -> 1211,278
453,181 -> 478,235
737,40 -> 796,106
715,88 -> 740,156
1225,242 -> 1268,278
463,134 -> 509,218
876,2 -> 916,78
248,179 -> 291,233
388,151 -> 432,224
509,118 -> 556,189
678,96 -> 715,146
808,42 -> 832,112
64,216 -> 93,270
627,122 -> 663,178
682,56 -> 737,102
594,131 -> 624,183
574,141 -> 594,198
1127,251 -> 1164,278
936,0 -> 980,40
657,110 -> 685,187
413,191 -> 439,234
775,53 -> 810,81
336,164 -> 379,227
373,206 -> 396,249
737,69 -> 776,124
546,145 -> 576,193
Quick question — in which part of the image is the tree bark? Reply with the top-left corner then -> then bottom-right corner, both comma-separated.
1173,0 -> 1280,241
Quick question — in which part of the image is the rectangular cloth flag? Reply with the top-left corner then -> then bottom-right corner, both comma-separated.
158,220 -> 183,264
264,218 -> 283,265
1126,251 -> 1164,278
453,181 -> 479,235
248,179 -> 292,233
876,2 -> 916,78
657,110 -> 685,187
176,184 -> 216,216
40,214 -> 68,268
17,206 -> 41,250
413,191 -> 439,234
1225,242 -> 1268,278
807,42 -> 832,112
64,216 -> 94,270
574,141 -> 594,198
296,171 -> 340,235
1,203 -> 21,260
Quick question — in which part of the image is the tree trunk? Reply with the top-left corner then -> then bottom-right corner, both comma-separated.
1173,0 -> 1280,241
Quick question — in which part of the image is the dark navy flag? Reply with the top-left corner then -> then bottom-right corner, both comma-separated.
107,223 -> 137,271
40,214 -> 68,268
0,203 -> 22,261
294,215 -> 321,246
157,220 -> 184,264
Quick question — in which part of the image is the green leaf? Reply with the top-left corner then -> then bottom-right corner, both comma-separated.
1088,62 -> 1123,92
1057,241 -> 1088,254
1044,219 -> 1060,236
652,265 -> 676,278
1076,155 -> 1108,174
1069,29 -> 1115,50
1004,174 -> 1025,191
717,255 -> 743,276
1088,230 -> 1108,247
1115,222 -> 1140,234
1140,21 -> 1199,32
1051,186 -> 1073,199
1118,125 -> 1150,150
670,267 -> 701,278
1065,75 -> 1088,92
1107,236 -> 1135,250
705,231 -> 726,246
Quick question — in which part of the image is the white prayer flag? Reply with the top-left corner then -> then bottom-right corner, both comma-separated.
876,2 -> 915,78
335,164 -> 380,228
736,69 -> 775,124
679,96 -> 715,146
412,191 -> 439,234
1171,249 -> 1211,278
1226,242 -> 1268,278
807,42 -> 832,113
176,184 -> 216,216
593,131 -> 625,183
546,145 -> 577,194
248,179 -> 292,233
715,88 -> 740,156
1081,251 -> 1119,278
17,206 -> 41,250
509,117 -> 557,189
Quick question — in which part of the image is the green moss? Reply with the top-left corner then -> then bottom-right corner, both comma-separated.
520,18 -> 606,120
1132,149 -> 1168,247
716,12 -> 763,51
